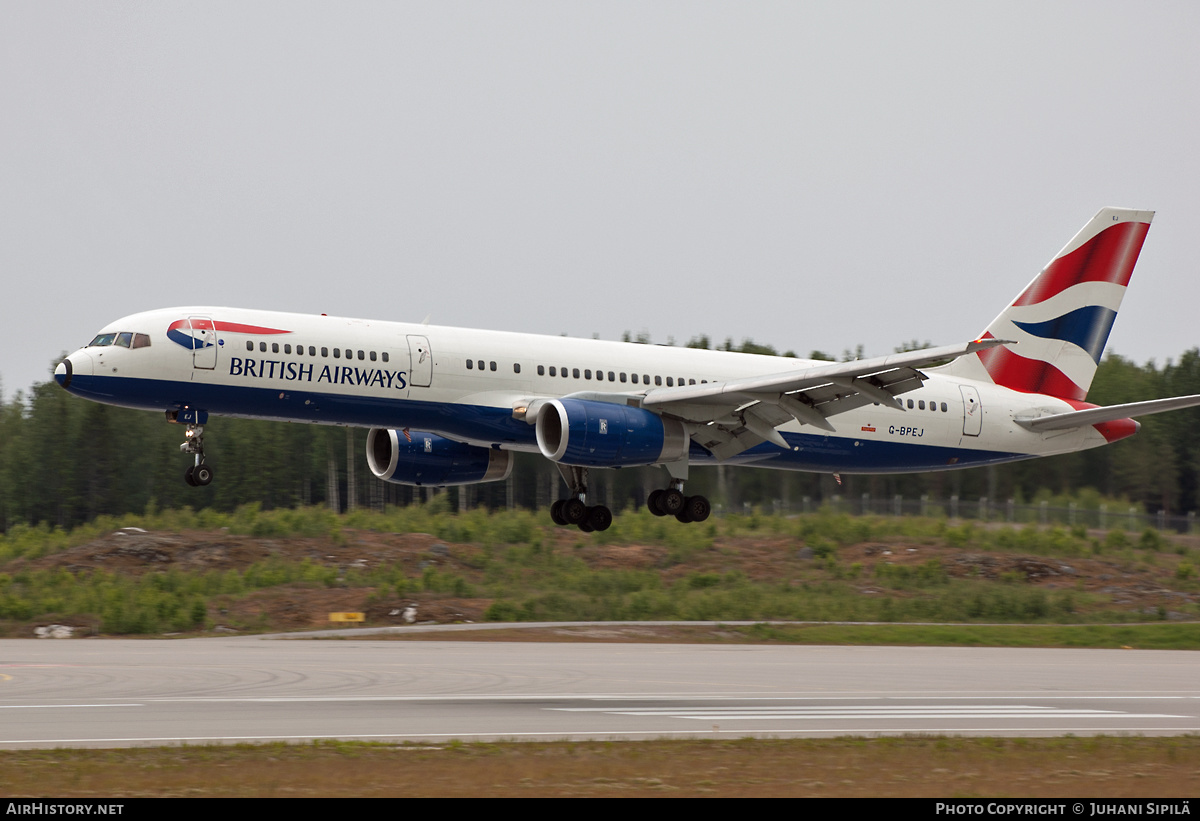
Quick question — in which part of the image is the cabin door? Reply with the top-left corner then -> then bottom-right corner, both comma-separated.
189,316 -> 217,370
407,335 -> 433,387
959,385 -> 982,437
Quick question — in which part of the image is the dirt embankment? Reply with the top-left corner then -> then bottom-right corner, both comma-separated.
16,525 -> 1199,634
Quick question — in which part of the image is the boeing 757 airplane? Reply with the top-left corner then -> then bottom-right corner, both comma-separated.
55,208 -> 1200,531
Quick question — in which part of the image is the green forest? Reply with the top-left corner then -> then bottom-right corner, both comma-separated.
3,342 -> 1200,534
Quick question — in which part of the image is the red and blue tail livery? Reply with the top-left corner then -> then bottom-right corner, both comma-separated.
945,208 -> 1153,401
55,207 -> 1200,531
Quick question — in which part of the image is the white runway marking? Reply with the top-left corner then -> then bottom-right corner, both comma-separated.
550,704 -> 1187,720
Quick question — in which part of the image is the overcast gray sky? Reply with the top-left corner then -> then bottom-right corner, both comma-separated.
2,1 -> 1198,399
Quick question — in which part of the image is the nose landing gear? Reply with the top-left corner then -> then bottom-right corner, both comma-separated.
180,423 -> 213,487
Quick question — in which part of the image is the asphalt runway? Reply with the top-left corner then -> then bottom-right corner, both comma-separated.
1,633 -> 1198,748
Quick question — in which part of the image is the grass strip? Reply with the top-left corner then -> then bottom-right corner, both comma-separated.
0,736 -> 1196,797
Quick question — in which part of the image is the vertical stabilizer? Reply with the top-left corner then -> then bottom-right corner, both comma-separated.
940,208 -> 1153,400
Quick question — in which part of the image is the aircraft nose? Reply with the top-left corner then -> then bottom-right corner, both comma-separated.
55,359 -> 72,389
56,351 -> 92,391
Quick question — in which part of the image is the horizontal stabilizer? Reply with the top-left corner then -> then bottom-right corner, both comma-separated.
1017,394 -> 1200,431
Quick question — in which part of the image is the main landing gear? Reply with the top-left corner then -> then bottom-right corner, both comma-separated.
180,423 -> 213,487
550,465 -> 612,532
647,481 -> 711,524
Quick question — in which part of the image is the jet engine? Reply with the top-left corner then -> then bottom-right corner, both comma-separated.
366,428 -> 513,487
534,399 -> 688,467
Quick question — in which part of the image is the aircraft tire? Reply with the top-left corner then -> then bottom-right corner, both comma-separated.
586,505 -> 612,532
647,489 -> 666,516
660,488 -> 685,515
684,495 -> 711,522
562,498 -> 588,525
184,466 -> 197,487
193,464 -> 214,486
550,499 -> 568,526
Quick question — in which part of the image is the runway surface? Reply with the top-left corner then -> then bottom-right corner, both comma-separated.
1,633 -> 1197,748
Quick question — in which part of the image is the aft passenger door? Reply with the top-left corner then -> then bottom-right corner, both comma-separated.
407,335 -> 432,387
959,385 -> 982,436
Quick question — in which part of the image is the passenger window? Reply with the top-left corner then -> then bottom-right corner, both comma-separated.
132,333 -> 151,349
490,361 -> 496,371
941,402 -> 948,412
538,365 -> 545,375
655,376 -> 662,386
260,342 -> 267,352
358,350 -> 365,360
620,373 -> 627,383
478,360 -> 484,370
585,369 -> 592,380
381,351 -> 388,362
370,351 -> 376,362
666,377 -> 673,386
467,359 -> 473,369
907,399 -> 914,409
608,371 -> 615,381
573,368 -> 580,378
321,347 -> 328,357
272,343 -> 279,353
549,366 -> 556,376
919,400 -> 925,410
334,348 -> 341,358
285,344 -> 292,354
689,379 -> 696,385
246,341 -> 254,351
643,374 -> 649,384
514,363 -> 521,374
562,367 -> 568,378
631,374 -> 638,384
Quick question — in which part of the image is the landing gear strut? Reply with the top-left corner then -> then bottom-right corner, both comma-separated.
180,424 -> 213,487
550,465 -> 612,532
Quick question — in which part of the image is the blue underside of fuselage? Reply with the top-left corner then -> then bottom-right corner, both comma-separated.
61,374 -> 1031,474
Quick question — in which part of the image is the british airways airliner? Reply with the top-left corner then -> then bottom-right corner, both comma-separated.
55,208 -> 1200,532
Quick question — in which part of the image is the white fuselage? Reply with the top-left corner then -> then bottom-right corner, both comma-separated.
57,306 -> 1115,475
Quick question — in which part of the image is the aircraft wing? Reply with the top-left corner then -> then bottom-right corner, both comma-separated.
1015,394 -> 1200,431
641,338 -> 1009,460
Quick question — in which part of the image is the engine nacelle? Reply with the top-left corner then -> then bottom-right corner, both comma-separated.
366,428 -> 513,487
534,398 -> 689,467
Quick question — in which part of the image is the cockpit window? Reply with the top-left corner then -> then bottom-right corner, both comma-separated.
88,332 -> 151,349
